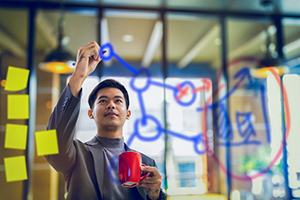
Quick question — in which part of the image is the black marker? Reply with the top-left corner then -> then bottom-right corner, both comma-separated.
72,50 -> 107,66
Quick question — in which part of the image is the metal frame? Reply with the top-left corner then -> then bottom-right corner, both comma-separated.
1,0 -> 300,18
220,15 -> 231,200
24,6 -> 37,200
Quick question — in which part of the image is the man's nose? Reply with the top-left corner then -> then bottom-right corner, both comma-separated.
106,101 -> 115,109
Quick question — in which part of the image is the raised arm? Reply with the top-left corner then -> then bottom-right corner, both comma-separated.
45,41 -> 102,178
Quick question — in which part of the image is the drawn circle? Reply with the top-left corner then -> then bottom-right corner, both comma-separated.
193,134 -> 207,155
204,58 -> 291,181
100,43 -> 114,61
134,115 -> 163,141
130,69 -> 151,93
174,81 -> 197,106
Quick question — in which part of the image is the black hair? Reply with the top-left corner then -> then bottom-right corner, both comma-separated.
88,79 -> 130,110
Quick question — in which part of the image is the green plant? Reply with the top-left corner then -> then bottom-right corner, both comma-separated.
238,146 -> 283,174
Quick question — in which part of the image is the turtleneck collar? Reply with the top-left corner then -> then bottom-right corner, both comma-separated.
95,135 -> 124,150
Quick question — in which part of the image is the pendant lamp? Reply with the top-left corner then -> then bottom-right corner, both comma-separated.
39,10 -> 75,74
250,0 -> 289,78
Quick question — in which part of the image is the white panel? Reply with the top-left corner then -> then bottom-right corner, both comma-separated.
267,73 -> 282,164
283,74 -> 300,190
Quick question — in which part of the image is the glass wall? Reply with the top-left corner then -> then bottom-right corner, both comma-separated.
1,1 -> 300,200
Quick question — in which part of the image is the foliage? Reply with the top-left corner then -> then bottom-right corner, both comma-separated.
238,145 -> 283,174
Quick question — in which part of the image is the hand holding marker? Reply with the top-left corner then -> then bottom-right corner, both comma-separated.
72,50 -> 107,66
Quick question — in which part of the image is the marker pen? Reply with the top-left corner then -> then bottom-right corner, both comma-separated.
72,50 -> 107,66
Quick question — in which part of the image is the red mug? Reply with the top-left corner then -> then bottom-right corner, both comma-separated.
119,151 -> 147,187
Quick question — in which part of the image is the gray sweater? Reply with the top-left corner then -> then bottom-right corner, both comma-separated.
95,135 -> 139,200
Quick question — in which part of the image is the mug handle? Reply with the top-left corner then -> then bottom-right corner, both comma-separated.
140,164 -> 149,181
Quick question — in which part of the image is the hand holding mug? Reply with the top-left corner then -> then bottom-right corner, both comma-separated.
138,165 -> 162,200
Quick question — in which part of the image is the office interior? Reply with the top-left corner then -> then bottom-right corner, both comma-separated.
1,0 -> 300,199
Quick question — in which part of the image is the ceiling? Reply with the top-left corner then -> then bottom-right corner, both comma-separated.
0,0 -> 300,71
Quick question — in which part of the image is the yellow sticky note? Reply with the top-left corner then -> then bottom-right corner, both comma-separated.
5,124 -> 28,150
35,129 -> 59,156
4,66 -> 29,91
7,94 -> 29,119
4,156 -> 28,182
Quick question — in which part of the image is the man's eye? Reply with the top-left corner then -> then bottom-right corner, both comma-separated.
99,99 -> 106,103
116,99 -> 122,103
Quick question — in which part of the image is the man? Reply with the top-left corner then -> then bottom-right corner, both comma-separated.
45,41 -> 166,200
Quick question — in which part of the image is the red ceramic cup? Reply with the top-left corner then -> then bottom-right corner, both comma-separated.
119,151 -> 147,187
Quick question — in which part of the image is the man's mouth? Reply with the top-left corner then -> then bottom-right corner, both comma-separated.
104,112 -> 118,117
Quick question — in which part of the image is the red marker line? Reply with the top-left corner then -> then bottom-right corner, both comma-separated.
176,84 -> 189,101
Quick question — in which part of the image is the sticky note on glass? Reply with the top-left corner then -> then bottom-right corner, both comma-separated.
4,156 -> 28,182
7,94 -> 29,119
35,129 -> 59,156
5,124 -> 28,150
4,66 -> 29,91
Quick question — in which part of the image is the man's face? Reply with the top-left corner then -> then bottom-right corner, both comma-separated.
88,87 -> 131,133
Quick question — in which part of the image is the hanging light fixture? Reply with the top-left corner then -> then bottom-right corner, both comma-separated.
250,0 -> 289,78
39,5 -> 75,74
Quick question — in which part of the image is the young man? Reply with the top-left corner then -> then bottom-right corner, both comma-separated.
45,41 -> 166,200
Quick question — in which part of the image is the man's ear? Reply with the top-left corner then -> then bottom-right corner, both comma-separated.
88,109 -> 94,119
126,110 -> 131,120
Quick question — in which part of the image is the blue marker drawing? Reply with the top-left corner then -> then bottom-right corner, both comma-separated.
196,68 -> 254,112
96,43 -> 271,155
173,81 -> 197,107
217,102 -> 234,143
106,155 -> 122,184
218,111 -> 261,147
236,112 -> 261,145
196,67 -> 270,147
100,43 -> 139,75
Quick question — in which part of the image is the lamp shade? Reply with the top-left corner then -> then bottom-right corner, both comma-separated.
39,46 -> 75,74
250,56 -> 289,78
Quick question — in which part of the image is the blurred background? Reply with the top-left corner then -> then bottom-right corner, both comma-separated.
1,0 -> 300,199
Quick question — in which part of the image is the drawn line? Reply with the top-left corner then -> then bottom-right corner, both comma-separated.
113,53 -> 139,75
